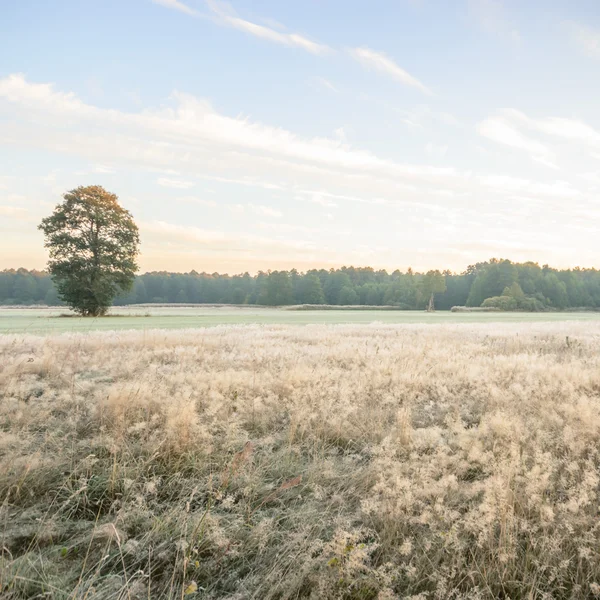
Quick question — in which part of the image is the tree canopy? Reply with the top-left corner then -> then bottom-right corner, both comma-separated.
38,186 -> 139,316
5,259 -> 600,312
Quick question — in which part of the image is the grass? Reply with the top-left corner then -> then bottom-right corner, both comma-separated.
2,305 -> 600,334
3,322 -> 600,598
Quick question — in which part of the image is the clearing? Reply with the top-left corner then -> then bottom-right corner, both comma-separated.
2,305 -> 600,334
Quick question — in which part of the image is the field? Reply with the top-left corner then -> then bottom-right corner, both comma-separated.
3,322 -> 600,599
2,306 -> 600,334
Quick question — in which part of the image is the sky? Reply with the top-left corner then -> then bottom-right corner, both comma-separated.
1,0 -> 600,274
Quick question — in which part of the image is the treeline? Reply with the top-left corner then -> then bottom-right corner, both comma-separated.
3,259 -> 600,310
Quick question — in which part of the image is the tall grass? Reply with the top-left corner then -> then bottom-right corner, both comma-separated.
2,323 -> 600,598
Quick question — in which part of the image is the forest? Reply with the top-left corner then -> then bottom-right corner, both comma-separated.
1,258 -> 600,311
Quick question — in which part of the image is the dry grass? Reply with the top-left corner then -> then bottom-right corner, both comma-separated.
2,323 -> 600,599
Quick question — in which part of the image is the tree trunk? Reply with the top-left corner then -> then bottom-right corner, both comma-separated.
427,292 -> 435,312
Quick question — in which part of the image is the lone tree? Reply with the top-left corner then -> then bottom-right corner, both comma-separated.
38,185 -> 140,316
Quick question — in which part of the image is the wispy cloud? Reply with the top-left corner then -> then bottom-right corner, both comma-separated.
519,113 -> 600,146
312,76 -> 339,93
348,47 -> 431,94
151,0 -> 200,17
0,205 -> 30,219
531,155 -> 559,170
297,191 -> 338,208
478,113 -> 555,166
224,203 -> 283,217
0,70 -> 444,179
142,219 -> 314,253
0,176 -> 13,190
567,22 -> 600,59
93,164 -> 116,174
479,108 -> 600,166
333,127 -> 347,142
177,196 -> 217,207
475,174 -> 578,199
157,177 -> 195,189
248,203 -> 282,218
204,0 -> 330,54
0,74 -> 591,218
228,204 -> 245,215
257,221 -> 349,236
425,142 -> 448,158
152,0 -> 330,54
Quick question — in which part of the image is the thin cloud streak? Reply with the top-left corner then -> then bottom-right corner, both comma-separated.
478,114 -> 555,167
205,0 -> 331,54
157,177 -> 195,189
348,47 -> 431,94
151,0 -> 200,17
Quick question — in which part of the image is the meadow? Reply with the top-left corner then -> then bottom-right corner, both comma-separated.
2,306 -> 600,334
3,322 -> 600,598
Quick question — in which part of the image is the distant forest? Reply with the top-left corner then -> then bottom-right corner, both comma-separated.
2,259 -> 600,311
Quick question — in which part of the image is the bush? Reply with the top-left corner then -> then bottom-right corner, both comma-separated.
481,294 -> 547,312
481,295 -> 518,310
519,296 -> 546,312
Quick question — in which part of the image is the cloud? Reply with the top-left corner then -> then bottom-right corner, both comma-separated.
204,0 -> 330,54
0,73 -> 593,231
4,74 -> 600,272
152,0 -> 330,54
298,191 -> 338,208
479,108 -> 600,165
478,114 -> 554,165
151,0 -> 200,17
0,205 -> 30,219
194,173 -> 286,191
248,203 -> 282,218
93,164 -> 116,174
0,75 -> 457,185
333,127 -> 348,142
425,142 -> 448,158
157,177 -> 195,189
567,22 -> 600,59
528,115 -> 600,146
219,16 -> 329,54
228,204 -> 245,215
475,174 -> 579,199
348,47 -> 431,94
257,221 -> 349,236
531,155 -> 558,170
0,74 -> 89,112
580,172 -> 600,186
177,196 -> 217,207
224,203 -> 282,217
376,102 -> 460,129
0,176 -> 13,190
142,219 -> 316,253
313,77 -> 339,93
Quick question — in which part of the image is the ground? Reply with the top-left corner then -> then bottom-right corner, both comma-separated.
2,317 -> 600,598
2,305 -> 600,333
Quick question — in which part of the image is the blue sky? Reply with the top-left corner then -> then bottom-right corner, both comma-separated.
1,0 -> 600,273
